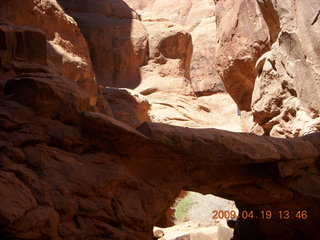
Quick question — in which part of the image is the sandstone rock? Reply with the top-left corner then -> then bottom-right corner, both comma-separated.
124,0 -> 225,96
190,16 -> 225,96
95,95 -> 114,117
0,171 -> 37,225
153,229 -> 164,239
141,20 -> 192,81
101,87 -> 151,128
251,0 -> 320,137
214,0 -> 275,110
213,0 -> 320,137
6,206 -> 60,239
58,0 -> 148,88
0,0 -> 97,104
0,19 -> 46,67
132,18 -> 240,130
156,222 -> 233,240
1,70 -> 320,240
1,3 -> 320,240
4,74 -> 90,124
144,93 -> 241,130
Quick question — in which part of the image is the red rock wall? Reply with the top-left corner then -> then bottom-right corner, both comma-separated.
1,1 -> 320,240
0,0 -> 97,104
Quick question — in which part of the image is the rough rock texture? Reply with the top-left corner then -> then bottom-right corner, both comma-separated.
115,1 -> 240,130
214,0 -> 320,137
101,87 -> 151,128
251,0 -> 320,137
134,19 -> 196,106
2,1 -> 320,240
154,223 -> 233,240
124,0 -> 225,95
0,0 -> 97,104
55,0 -> 239,131
1,68 -> 320,240
214,0 -> 274,111
58,0 -> 148,88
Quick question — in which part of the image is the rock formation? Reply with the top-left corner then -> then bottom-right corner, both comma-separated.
214,0 -> 273,111
1,0 -> 320,240
214,0 -> 320,137
124,0 -> 225,96
0,0 -> 97,104
119,0 -> 240,130
251,0 -> 320,137
58,0 -> 148,89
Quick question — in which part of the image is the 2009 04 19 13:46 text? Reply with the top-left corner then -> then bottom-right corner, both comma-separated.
212,210 -> 308,220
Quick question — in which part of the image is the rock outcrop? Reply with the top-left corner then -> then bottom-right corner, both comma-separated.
214,0 -> 320,137
1,58 -> 320,239
118,0 -> 241,130
251,0 -> 320,137
101,87 -> 151,128
58,0 -> 148,89
124,0 -> 225,96
214,0 -> 274,111
0,0 -> 97,104
1,1 -> 320,240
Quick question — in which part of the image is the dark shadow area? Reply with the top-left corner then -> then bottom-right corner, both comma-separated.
136,121 -> 320,240
57,0 -> 146,88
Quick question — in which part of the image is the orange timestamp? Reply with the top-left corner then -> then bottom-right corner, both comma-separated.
212,210 -> 308,220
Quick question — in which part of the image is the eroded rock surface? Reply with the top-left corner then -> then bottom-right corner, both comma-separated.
0,0 -> 97,104
251,0 -> 320,137
58,0 -> 148,89
124,0 -> 225,96
119,0 -> 240,130
214,0 -> 274,111
214,0 -> 320,137
1,1 -> 320,240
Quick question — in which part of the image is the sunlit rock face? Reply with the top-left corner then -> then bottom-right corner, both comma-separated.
214,0 -> 274,111
119,0 -> 241,130
214,0 -> 320,137
0,0 -> 97,105
124,0 -> 225,96
1,0 -> 320,240
251,0 -> 320,138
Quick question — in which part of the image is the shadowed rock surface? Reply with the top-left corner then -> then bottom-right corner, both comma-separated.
0,0 -> 97,104
1,0 -> 320,239
58,0 -> 148,88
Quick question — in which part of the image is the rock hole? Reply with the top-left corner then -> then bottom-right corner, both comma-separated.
153,191 -> 238,240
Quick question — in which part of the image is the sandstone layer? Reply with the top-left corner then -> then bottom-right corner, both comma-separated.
214,0 -> 320,137
58,0 -> 148,89
1,0 -> 320,240
120,0 -> 240,130
0,0 -> 97,104
124,0 -> 225,96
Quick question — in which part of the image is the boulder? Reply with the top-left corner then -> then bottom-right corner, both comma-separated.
101,87 -> 151,128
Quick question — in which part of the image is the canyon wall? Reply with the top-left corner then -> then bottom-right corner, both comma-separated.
124,0 -> 225,96
215,0 -> 320,137
0,0 -> 97,104
0,0 -> 320,240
